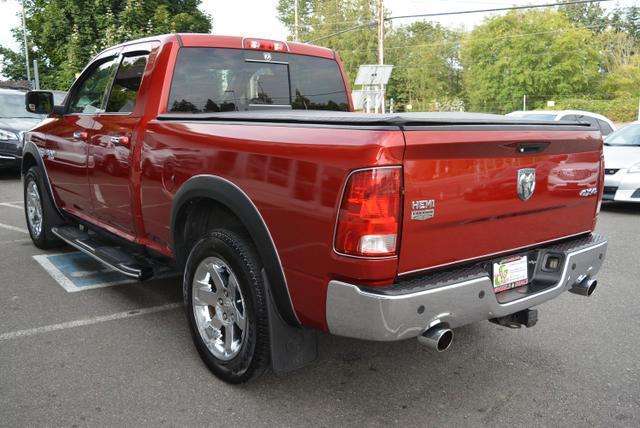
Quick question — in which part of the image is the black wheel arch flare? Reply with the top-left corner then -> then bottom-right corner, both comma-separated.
171,174 -> 300,327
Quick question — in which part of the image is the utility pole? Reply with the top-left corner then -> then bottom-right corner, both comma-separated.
523,94 -> 527,112
33,59 -> 39,90
294,0 -> 299,42
377,0 -> 385,113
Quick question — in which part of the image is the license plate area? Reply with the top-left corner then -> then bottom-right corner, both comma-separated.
492,255 -> 529,293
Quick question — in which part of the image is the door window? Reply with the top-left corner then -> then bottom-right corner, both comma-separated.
106,54 -> 149,113
578,115 -> 599,129
67,58 -> 119,114
597,120 -> 614,136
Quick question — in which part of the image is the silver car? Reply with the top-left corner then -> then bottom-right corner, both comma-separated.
603,122 -> 640,202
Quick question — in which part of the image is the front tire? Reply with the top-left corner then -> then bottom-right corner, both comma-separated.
23,166 -> 63,249
183,229 -> 270,383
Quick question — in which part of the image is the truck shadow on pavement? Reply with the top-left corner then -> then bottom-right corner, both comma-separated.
0,169 -> 21,181
600,202 -> 640,215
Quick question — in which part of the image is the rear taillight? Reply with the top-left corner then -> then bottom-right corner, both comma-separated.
334,167 -> 401,257
596,154 -> 605,214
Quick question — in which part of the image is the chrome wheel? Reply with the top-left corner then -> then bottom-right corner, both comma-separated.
192,256 -> 247,361
26,179 -> 43,238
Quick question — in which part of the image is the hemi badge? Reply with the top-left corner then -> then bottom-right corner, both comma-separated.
411,199 -> 435,221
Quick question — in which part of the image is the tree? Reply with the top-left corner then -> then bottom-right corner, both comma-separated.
610,6 -> 640,42
277,0 -> 378,85
460,9 -> 602,113
277,0 -> 314,41
558,0 -> 608,33
0,0 -> 212,89
385,21 -> 461,111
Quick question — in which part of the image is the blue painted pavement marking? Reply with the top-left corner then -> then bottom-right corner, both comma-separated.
33,252 -> 134,292
32,252 -> 176,292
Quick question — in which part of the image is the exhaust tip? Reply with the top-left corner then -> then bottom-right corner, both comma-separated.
436,329 -> 454,352
569,277 -> 597,297
418,326 -> 454,352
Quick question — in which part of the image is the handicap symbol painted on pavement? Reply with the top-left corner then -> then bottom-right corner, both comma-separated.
32,252 -> 175,292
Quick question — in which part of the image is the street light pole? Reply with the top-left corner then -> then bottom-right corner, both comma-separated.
294,0 -> 299,42
377,0 -> 385,113
20,0 -> 31,83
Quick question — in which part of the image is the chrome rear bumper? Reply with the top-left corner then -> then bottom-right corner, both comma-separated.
326,234 -> 607,341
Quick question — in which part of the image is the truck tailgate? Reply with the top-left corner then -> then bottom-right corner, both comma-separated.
398,128 -> 602,275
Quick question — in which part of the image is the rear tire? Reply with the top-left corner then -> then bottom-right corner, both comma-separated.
183,229 -> 270,384
23,166 -> 63,249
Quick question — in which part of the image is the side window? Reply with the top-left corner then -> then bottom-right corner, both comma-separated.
68,58 -> 119,114
597,120 -> 614,136
561,114 -> 578,122
106,54 -> 149,113
578,115 -> 599,129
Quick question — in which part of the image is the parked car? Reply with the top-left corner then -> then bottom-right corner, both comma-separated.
602,122 -> 640,202
22,34 -> 607,383
507,110 -> 616,136
0,88 -> 66,170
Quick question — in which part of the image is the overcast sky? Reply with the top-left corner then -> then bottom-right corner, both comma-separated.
0,0 -> 636,54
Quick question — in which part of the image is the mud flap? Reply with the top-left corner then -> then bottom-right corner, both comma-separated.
262,269 -> 318,374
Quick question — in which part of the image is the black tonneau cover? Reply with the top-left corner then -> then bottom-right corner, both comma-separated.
156,110 -> 594,130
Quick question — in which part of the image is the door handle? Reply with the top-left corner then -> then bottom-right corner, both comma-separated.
73,131 -> 88,141
110,136 -> 130,146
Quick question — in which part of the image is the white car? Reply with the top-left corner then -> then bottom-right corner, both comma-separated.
602,122 -> 640,202
507,110 -> 616,136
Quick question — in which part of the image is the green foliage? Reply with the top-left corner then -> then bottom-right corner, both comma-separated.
277,0 -> 378,85
460,10 -> 602,114
277,0 -> 314,41
1,0 -> 212,90
610,6 -> 640,42
277,0 -> 462,109
558,0 -> 608,33
385,21 -> 461,110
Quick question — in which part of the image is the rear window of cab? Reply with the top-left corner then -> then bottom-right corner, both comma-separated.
167,47 -> 350,113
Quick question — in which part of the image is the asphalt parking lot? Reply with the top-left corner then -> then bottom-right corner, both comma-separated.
1,168 -> 639,427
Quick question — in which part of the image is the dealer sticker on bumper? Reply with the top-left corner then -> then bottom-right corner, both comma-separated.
493,255 -> 529,293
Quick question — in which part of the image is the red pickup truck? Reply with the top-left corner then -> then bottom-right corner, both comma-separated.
23,34 -> 607,383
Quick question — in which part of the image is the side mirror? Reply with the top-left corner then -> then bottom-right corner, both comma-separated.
25,91 -> 55,115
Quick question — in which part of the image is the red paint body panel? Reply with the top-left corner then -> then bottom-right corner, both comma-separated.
28,34 -> 604,332
399,130 -> 601,275
140,122 -> 404,328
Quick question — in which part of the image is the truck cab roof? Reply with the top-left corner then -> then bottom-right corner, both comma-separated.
96,33 -> 336,60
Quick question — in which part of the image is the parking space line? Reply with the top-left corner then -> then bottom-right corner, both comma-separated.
0,238 -> 31,244
33,253 -> 177,292
0,222 -> 29,234
0,303 -> 182,342
0,202 -> 23,209
32,254 -> 81,292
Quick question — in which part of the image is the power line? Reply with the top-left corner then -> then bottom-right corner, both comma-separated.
295,3 -> 635,36
387,0 -> 612,21
304,0 -> 612,43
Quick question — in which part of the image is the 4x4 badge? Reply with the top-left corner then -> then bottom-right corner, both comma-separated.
517,168 -> 536,201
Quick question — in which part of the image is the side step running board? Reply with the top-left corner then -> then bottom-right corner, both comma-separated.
51,226 -> 154,280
